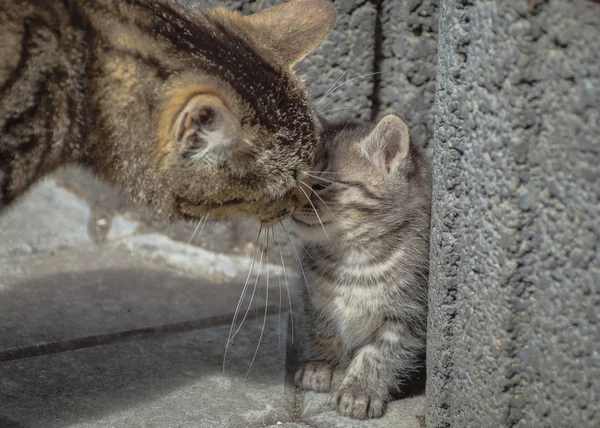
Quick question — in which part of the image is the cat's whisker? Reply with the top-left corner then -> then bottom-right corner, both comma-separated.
232,239 -> 265,340
286,218 -> 316,262
296,184 -> 331,245
315,41 -> 373,108
321,72 -> 382,105
318,107 -> 354,115
274,229 -> 282,349
194,213 -> 211,246
188,215 -> 205,245
245,229 -> 270,381
276,225 -> 294,345
223,225 -> 262,375
299,180 -> 336,220
281,221 -> 314,304
316,73 -> 382,116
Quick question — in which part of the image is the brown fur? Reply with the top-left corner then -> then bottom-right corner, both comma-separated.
0,0 -> 337,223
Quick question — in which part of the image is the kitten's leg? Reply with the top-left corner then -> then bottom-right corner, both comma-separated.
333,320 -> 425,419
295,311 -> 348,393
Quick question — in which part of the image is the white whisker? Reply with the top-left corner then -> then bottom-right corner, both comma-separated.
297,184 -> 331,244
274,229 -> 282,348
299,180 -> 336,220
315,41 -> 373,108
306,173 -> 358,189
232,240 -> 265,340
245,230 -> 269,380
277,224 -> 294,344
223,225 -> 261,375
281,221 -> 314,304
188,216 -> 204,245
317,72 -> 382,115
194,213 -> 211,246
326,71 -> 382,97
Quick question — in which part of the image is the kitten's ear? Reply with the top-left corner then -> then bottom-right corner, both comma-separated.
361,115 -> 411,173
244,0 -> 337,67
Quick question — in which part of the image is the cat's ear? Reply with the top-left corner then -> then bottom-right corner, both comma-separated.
244,0 -> 337,67
361,115 -> 411,173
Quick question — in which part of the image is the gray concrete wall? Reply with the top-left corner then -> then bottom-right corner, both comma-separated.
428,0 -> 600,426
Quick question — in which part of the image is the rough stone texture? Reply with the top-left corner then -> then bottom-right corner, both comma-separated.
379,0 -> 439,147
428,1 -> 600,427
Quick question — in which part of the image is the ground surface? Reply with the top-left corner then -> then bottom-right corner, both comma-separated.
0,1 -> 433,426
0,178 -> 425,428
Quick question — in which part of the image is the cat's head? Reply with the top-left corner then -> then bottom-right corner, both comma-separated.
150,0 -> 337,224
291,114 -> 432,245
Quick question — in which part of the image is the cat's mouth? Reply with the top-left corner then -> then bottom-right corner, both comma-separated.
174,189 -> 306,223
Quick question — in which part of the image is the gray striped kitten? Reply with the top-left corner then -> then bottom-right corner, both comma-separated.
293,114 -> 432,419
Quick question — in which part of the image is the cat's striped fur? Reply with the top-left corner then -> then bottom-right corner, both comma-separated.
293,115 -> 432,419
0,0 -> 337,223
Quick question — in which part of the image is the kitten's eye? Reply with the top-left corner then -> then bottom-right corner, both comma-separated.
312,182 -> 330,191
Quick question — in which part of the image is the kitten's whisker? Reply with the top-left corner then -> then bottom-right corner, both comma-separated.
315,41 -> 373,108
296,185 -> 331,245
223,225 -> 261,375
281,221 -> 314,304
277,224 -> 294,344
245,230 -> 270,380
232,240 -> 265,340
306,173 -> 358,189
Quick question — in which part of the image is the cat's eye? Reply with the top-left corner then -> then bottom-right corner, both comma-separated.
312,182 -> 330,191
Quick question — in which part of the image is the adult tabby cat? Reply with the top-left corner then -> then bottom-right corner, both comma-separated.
0,0 -> 337,223
293,115 -> 432,419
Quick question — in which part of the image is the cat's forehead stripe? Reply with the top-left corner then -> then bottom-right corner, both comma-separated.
129,0 -> 313,135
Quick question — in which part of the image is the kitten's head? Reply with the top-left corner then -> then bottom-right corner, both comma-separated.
149,0 -> 337,224
291,114 -> 432,245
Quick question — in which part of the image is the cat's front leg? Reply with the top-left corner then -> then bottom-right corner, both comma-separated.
333,320 -> 425,419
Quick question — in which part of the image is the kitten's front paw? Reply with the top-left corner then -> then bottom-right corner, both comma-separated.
333,387 -> 385,420
294,361 -> 335,392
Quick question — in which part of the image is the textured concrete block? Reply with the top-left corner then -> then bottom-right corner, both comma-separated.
379,0 -> 439,147
428,0 -> 600,427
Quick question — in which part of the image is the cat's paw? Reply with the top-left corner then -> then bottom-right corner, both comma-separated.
294,361 -> 335,392
333,386 -> 385,419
